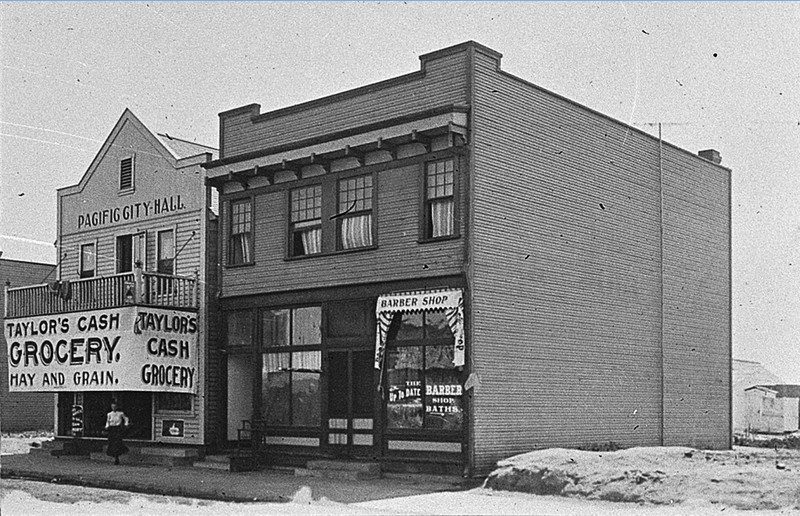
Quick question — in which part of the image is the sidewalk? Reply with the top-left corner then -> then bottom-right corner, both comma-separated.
0,452 -> 475,503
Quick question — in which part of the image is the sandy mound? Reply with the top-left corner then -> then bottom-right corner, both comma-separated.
484,446 -> 800,511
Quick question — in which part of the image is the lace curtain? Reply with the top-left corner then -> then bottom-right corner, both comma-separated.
430,199 -> 454,238
340,213 -> 372,249
300,227 -> 321,254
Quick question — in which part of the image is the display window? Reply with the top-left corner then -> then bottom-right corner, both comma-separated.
385,310 -> 463,431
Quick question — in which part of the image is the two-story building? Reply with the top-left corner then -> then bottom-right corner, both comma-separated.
4,109 -> 221,453
204,41 -> 731,476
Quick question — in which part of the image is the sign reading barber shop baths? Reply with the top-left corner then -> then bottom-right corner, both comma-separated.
5,307 -> 198,393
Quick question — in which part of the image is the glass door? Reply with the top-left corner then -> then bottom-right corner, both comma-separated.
326,348 -> 375,457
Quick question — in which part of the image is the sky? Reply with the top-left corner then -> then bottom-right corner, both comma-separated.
0,2 -> 798,381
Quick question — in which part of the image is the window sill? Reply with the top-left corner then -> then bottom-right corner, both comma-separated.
417,234 -> 460,245
223,261 -> 256,269
118,188 -> 135,197
285,245 -> 378,261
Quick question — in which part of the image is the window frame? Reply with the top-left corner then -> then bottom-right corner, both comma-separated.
383,310 -> 463,436
156,226 -> 177,275
228,197 -> 254,266
260,305 -> 323,429
119,155 -> 135,194
78,240 -> 98,279
115,231 -> 147,273
419,157 -> 459,243
288,184 -> 323,258
335,173 -> 375,251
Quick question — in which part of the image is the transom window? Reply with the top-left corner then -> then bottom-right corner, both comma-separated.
424,159 -> 455,239
337,175 -> 373,250
290,186 -> 322,256
229,199 -> 253,265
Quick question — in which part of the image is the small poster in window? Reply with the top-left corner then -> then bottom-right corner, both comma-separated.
162,419 -> 185,438
71,404 -> 84,436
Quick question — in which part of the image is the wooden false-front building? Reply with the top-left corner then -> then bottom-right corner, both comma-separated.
211,41 -> 730,476
4,110 -> 221,453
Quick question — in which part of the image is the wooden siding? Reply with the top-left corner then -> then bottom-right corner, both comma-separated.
468,50 -> 730,472
1,259 -> 57,431
220,160 -> 465,297
59,210 -> 203,282
470,51 -> 664,474
221,52 -> 468,158
661,151 -> 731,448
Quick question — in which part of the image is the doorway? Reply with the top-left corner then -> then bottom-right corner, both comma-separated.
326,348 -> 375,457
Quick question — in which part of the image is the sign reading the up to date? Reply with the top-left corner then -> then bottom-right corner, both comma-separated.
5,307 -> 198,393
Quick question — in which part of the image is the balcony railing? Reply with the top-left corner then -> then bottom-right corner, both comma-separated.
4,270 -> 198,319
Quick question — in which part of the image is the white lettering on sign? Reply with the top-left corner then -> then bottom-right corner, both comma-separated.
5,307 -> 198,394
76,195 -> 187,230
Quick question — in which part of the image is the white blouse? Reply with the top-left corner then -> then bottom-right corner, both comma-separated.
106,410 -> 129,428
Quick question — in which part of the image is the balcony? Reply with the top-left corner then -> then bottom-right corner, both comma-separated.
4,269 -> 198,319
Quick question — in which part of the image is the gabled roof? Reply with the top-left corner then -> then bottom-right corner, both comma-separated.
157,133 -> 217,160
58,109 -> 215,195
733,359 -> 784,392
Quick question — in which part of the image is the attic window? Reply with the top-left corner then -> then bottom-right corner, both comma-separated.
120,156 -> 134,190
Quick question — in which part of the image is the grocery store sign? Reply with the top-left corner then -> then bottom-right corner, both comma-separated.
6,307 -> 198,393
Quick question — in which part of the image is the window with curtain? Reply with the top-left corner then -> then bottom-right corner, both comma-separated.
385,310 -> 462,431
424,159 -> 455,239
229,199 -> 253,265
157,229 -> 174,275
261,306 -> 322,427
79,243 -> 96,278
290,186 -> 322,256
337,175 -> 373,250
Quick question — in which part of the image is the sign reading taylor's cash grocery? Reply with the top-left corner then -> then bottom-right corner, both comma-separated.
5,307 -> 198,393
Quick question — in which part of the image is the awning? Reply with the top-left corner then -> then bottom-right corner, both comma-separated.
374,288 -> 465,369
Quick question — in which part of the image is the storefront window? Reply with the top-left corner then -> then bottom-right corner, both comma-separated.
385,311 -> 463,431
226,311 -> 253,348
261,307 -> 322,427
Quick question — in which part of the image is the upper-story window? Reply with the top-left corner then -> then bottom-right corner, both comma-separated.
79,242 -> 96,278
424,159 -> 455,239
157,229 -> 175,275
119,156 -> 134,191
229,199 -> 253,265
290,185 -> 322,256
117,231 -> 146,273
337,175 -> 373,250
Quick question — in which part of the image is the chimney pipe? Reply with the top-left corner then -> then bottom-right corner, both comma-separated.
698,149 -> 722,164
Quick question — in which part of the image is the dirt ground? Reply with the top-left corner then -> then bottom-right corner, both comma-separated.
485,445 -> 800,511
3,432 -> 799,513
0,431 -> 53,456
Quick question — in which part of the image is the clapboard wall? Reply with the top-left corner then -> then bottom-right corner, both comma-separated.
468,46 -> 730,473
1,258 -> 57,432
219,153 -> 467,298
219,47 -> 469,159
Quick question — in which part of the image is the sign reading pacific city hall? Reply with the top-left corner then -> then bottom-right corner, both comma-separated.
6,307 -> 198,393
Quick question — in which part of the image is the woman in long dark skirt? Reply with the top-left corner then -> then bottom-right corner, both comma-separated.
105,401 -> 130,465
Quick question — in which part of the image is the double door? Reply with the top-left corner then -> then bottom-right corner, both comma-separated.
326,348 -> 375,457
